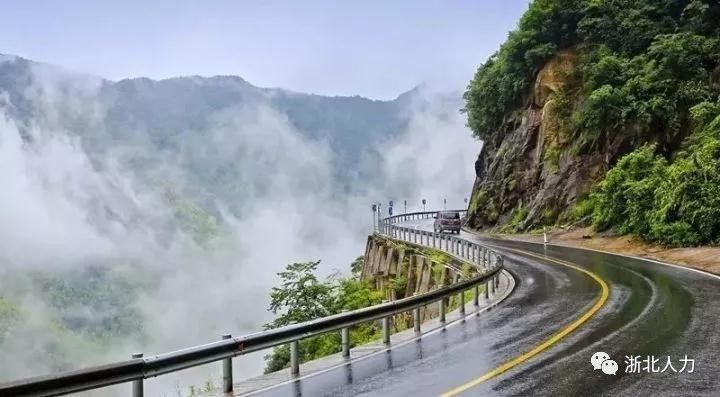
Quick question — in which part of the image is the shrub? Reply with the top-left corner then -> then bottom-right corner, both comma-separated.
590,145 -> 667,236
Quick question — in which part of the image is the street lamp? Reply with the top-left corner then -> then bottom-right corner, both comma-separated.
422,199 -> 426,212
377,202 -> 382,227
443,198 -> 447,211
404,200 -> 407,214
371,203 -> 377,232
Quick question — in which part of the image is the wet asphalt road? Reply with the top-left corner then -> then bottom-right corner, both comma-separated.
252,220 -> 720,396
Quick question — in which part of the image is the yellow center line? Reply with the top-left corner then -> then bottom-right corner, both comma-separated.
441,248 -> 610,397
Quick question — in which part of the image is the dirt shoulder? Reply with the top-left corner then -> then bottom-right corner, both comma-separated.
484,226 -> 720,275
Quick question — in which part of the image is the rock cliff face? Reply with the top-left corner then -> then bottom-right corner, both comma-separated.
467,51 -> 620,230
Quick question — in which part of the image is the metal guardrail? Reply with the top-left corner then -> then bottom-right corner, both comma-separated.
0,210 -> 503,397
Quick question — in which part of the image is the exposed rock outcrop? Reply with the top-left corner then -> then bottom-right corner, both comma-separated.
467,51 -> 623,230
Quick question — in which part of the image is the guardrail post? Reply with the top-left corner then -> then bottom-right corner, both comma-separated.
132,353 -> 143,397
413,305 -> 421,336
474,284 -> 480,307
290,340 -> 300,376
221,334 -> 233,393
341,327 -> 350,358
489,276 -> 496,296
439,298 -> 446,324
484,280 -> 490,300
459,290 -> 466,316
432,232 -> 436,248
382,315 -> 391,345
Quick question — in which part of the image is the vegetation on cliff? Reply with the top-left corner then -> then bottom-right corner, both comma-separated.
465,0 -> 720,245
263,259 -> 383,373
582,109 -> 720,246
263,241 -> 475,371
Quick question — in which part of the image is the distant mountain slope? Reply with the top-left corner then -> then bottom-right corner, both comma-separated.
0,54 -> 419,210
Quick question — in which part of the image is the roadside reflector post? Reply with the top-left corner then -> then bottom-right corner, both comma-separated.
221,334 -> 233,393
290,340 -> 300,376
132,353 -> 143,397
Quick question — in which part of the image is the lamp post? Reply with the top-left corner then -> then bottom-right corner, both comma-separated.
404,200 -> 407,214
422,199 -> 426,212
371,204 -> 377,232
377,202 -> 382,231
443,198 -> 447,211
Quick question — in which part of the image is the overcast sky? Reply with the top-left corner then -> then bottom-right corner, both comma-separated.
0,0 -> 528,99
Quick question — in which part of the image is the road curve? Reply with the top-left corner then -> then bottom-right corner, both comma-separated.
251,219 -> 720,396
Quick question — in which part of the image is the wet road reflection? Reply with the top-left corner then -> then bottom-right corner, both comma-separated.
252,220 -> 720,396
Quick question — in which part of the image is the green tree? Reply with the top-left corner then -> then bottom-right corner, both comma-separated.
263,259 -> 382,373
265,261 -> 335,329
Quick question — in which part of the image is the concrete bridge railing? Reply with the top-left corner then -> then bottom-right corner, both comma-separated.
0,210 -> 504,397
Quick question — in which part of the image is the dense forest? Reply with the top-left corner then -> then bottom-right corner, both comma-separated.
465,0 -> 720,246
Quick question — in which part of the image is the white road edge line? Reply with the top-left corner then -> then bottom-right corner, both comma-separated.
462,227 -> 720,282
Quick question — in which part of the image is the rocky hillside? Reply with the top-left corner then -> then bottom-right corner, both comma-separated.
465,0 -> 720,246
